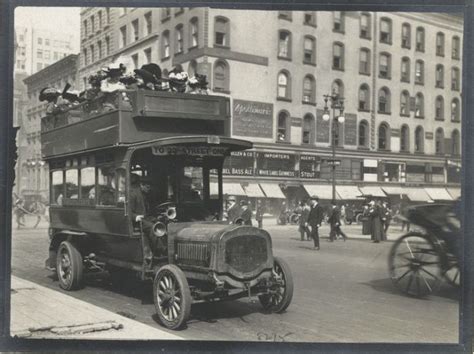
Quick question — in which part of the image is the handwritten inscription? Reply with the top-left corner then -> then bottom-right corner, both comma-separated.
257,331 -> 294,342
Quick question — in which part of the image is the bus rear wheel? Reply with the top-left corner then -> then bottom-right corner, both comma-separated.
56,241 -> 84,291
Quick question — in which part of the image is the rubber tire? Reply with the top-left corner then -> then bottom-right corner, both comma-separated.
153,265 -> 192,330
388,232 -> 442,297
259,257 -> 294,313
355,214 -> 363,224
56,241 -> 84,291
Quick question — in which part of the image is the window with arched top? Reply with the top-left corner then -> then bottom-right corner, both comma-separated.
451,98 -> 460,122
333,42 -> 344,70
435,128 -> 445,154
401,57 -> 410,82
188,60 -> 198,77
215,17 -> 230,47
332,79 -> 344,98
435,96 -> 444,120
415,93 -> 424,118
436,64 -> 444,88
380,17 -> 392,44
358,84 -> 370,111
400,90 -> 410,116
415,126 -> 424,153
359,48 -> 371,74
161,30 -> 170,58
378,87 -> 391,113
379,52 -> 391,79
401,23 -> 411,48
415,60 -> 424,84
189,17 -> 199,48
360,13 -> 371,39
436,32 -> 445,56
416,27 -> 425,52
302,114 -> 315,144
400,125 -> 410,152
378,123 -> 390,150
213,60 -> 230,92
277,111 -> 290,142
452,36 -> 461,59
358,120 -> 369,148
278,30 -> 292,59
451,67 -> 460,91
303,36 -> 316,64
175,24 -> 184,54
451,129 -> 460,155
302,75 -> 315,104
277,71 -> 291,100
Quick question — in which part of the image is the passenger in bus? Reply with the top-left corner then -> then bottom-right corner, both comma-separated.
129,174 -> 155,266
100,63 -> 127,93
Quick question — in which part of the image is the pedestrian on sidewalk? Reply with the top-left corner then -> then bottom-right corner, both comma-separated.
381,201 -> 392,240
255,199 -> 265,228
298,199 -> 311,241
368,200 -> 383,243
307,195 -> 324,250
328,201 -> 348,242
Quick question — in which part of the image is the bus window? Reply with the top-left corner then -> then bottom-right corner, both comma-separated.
97,166 -> 116,206
80,167 -> 95,201
51,170 -> 64,205
182,166 -> 203,202
65,169 -> 79,199
117,168 -> 126,204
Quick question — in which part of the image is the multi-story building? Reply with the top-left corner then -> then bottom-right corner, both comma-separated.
15,26 -> 79,75
21,54 -> 79,201
76,9 -> 462,205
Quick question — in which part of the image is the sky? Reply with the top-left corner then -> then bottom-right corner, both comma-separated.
14,6 -> 81,37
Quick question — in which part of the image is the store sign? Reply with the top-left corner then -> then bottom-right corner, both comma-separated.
152,145 -> 228,156
222,151 -> 254,176
256,152 -> 296,177
343,113 -> 357,145
299,155 -> 321,178
232,99 -> 273,138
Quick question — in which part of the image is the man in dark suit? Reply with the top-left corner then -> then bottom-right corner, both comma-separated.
328,201 -> 348,241
307,195 -> 324,250
129,174 -> 154,267
226,196 -> 241,224
239,200 -> 253,226
299,200 -> 311,241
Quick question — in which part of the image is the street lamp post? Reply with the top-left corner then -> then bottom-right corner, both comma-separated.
322,93 -> 345,203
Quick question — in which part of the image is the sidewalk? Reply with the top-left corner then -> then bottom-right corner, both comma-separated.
10,276 -> 182,340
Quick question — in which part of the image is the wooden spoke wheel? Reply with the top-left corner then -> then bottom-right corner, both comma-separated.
56,241 -> 84,291
259,257 -> 294,313
153,265 -> 191,330
389,232 -> 442,297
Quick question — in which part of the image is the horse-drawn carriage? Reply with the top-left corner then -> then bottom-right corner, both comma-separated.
388,202 -> 461,297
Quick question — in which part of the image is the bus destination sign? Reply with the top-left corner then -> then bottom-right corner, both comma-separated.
152,145 -> 228,156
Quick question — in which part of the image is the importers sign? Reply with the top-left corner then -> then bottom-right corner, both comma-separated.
256,152 -> 296,177
232,99 -> 273,138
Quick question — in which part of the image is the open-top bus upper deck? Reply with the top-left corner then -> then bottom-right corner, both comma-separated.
40,89 -> 231,159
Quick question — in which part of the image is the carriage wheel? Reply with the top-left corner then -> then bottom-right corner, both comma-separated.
442,255 -> 460,288
389,232 -> 442,297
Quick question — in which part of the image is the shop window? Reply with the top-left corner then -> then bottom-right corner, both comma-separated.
400,125 -> 410,152
358,84 -> 370,111
401,23 -> 411,48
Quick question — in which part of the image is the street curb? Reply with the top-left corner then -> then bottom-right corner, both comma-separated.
10,276 -> 183,340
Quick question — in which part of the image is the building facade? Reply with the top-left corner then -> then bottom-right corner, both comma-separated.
20,55 -> 79,201
75,9 -> 463,204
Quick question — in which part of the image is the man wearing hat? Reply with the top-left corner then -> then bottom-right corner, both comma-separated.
239,199 -> 253,226
307,195 -> 325,250
226,196 -> 240,224
129,174 -> 154,267
328,201 -> 347,242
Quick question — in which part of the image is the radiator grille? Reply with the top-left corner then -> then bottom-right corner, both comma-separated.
177,243 -> 209,266
225,235 -> 268,273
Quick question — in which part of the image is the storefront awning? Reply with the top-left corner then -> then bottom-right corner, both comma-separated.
424,188 -> 453,201
222,183 -> 247,196
382,186 -> 405,195
303,184 -> 337,200
242,183 -> 265,198
259,183 -> 286,199
447,188 -> 461,200
336,185 -> 361,200
404,188 -> 432,202
359,186 -> 386,198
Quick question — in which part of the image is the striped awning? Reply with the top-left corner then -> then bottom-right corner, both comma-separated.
404,188 -> 432,202
424,188 -> 453,201
259,183 -> 286,199
447,188 -> 461,199
242,183 -> 265,198
359,186 -> 386,198
336,185 -> 361,200
221,183 -> 247,196
382,186 -> 406,195
303,184 -> 337,200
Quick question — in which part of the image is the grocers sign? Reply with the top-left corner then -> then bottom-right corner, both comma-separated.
232,99 -> 273,138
